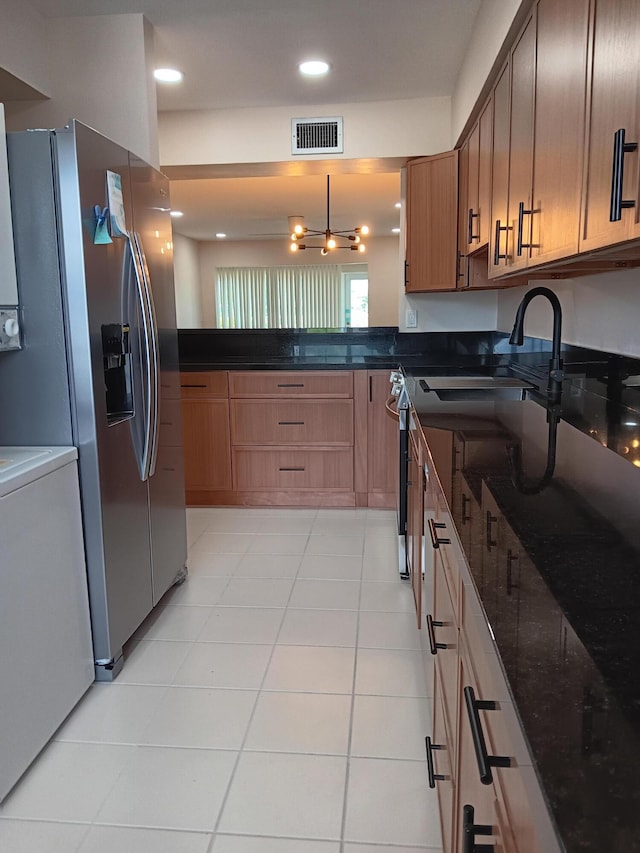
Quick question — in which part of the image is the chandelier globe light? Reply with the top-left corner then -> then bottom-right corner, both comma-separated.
289,175 -> 368,255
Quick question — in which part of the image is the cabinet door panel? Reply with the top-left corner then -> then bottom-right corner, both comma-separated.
367,371 -> 399,497
507,14 -> 536,273
530,0 -> 589,265
477,97 -> 494,249
433,669 -> 456,853
406,151 -> 459,292
489,62 -> 511,278
581,0 -> 640,250
181,399 -> 232,491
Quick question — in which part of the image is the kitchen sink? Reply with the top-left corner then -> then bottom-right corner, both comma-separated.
418,376 -> 534,401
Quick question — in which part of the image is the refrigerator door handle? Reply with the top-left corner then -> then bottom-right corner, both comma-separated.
133,232 -> 160,477
126,231 -> 154,481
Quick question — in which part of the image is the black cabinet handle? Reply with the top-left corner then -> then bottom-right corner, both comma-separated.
426,614 -> 446,655
610,128 -> 638,221
485,511 -> 497,552
428,518 -> 451,549
463,686 -> 512,785
279,467 -> 305,471
278,421 -> 304,425
462,804 -> 494,853
461,492 -> 471,524
457,250 -> 466,281
493,219 -> 508,265
425,736 -> 445,788
277,383 -> 304,387
181,383 -> 207,388
506,549 -> 519,595
516,200 -> 534,256
468,208 -> 479,244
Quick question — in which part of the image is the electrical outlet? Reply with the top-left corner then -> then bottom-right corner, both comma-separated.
293,345 -> 300,356
406,308 -> 417,328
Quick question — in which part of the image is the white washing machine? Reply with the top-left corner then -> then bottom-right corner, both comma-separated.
0,447 -> 94,802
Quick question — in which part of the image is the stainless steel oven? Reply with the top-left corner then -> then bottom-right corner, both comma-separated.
389,371 -> 410,577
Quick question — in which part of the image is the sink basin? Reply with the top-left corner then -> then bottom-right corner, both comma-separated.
418,376 -> 534,401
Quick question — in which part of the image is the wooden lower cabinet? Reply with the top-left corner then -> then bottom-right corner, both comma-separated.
181,398 -> 232,492
180,368 -> 398,507
415,423 -> 562,853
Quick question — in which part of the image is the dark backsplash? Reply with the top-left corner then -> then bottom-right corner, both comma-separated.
178,327 -> 637,375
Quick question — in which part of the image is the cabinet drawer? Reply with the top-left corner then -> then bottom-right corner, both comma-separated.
233,448 -> 354,490
180,371 -> 228,398
229,371 -> 353,398
230,399 -> 353,446
432,671 -> 456,853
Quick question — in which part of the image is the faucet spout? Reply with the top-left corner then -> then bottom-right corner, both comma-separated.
509,286 -> 564,403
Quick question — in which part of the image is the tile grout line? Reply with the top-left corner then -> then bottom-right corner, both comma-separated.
205,513 -> 312,853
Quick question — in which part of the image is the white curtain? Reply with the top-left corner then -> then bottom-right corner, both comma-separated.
215,265 -> 344,328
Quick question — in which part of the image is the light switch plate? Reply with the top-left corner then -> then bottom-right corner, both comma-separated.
405,308 -> 417,328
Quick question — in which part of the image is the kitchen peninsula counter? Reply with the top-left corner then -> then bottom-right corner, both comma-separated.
404,366 -> 640,852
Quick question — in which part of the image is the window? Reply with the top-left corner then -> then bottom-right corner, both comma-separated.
215,264 -> 368,329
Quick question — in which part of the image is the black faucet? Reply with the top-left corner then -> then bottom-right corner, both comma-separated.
509,286 -> 564,404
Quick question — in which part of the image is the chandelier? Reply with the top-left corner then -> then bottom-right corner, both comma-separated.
289,175 -> 369,255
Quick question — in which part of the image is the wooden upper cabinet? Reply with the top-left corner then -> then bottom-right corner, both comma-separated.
405,150 -> 459,292
581,0 -> 640,252
529,0 -> 589,266
477,98 -> 494,249
506,12 -> 536,274
489,61 -> 512,278
457,137 -> 470,287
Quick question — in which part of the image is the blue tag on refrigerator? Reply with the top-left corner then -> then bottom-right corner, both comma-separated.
93,205 -> 112,244
106,170 -> 127,237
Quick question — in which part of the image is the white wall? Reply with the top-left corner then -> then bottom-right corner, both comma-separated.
451,0 -> 525,143
0,0 -> 49,96
173,234 -> 203,328
497,271 -> 640,359
4,14 -> 159,165
159,97 -> 452,167
177,236 -> 400,329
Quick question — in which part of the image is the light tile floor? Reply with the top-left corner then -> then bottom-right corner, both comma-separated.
0,507 -> 443,853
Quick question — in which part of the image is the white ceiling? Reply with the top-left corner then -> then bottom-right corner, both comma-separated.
26,0 -> 482,242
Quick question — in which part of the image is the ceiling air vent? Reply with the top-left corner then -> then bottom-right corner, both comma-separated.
291,117 -> 344,154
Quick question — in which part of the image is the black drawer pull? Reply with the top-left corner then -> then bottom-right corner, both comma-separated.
493,219 -> 508,265
516,200 -> 534,255
506,549 -> 519,595
278,421 -> 305,425
463,686 -> 511,785
428,518 -> 451,549
277,383 -> 304,387
468,208 -> 479,244
610,128 -> 638,221
425,736 -> 445,788
279,467 -> 305,471
462,804 -> 494,853
485,511 -> 497,552
461,492 -> 471,523
181,383 -> 207,388
426,614 -> 446,655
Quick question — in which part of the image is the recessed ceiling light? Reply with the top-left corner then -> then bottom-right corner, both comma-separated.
392,228 -> 401,234
299,60 -> 329,77
216,233 -> 227,239
170,210 -> 183,218
154,68 -> 183,83
395,202 -> 402,208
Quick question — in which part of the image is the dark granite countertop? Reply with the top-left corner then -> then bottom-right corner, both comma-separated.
405,374 -> 640,852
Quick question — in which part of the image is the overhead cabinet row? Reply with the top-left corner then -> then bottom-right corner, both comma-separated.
406,0 -> 640,293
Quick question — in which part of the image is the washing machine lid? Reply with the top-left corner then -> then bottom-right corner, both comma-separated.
0,446 -> 77,496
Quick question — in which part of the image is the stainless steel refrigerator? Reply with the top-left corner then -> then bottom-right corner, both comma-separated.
0,121 -> 187,680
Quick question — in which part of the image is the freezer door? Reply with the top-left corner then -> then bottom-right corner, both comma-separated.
129,154 -> 187,604
55,124 -> 155,666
